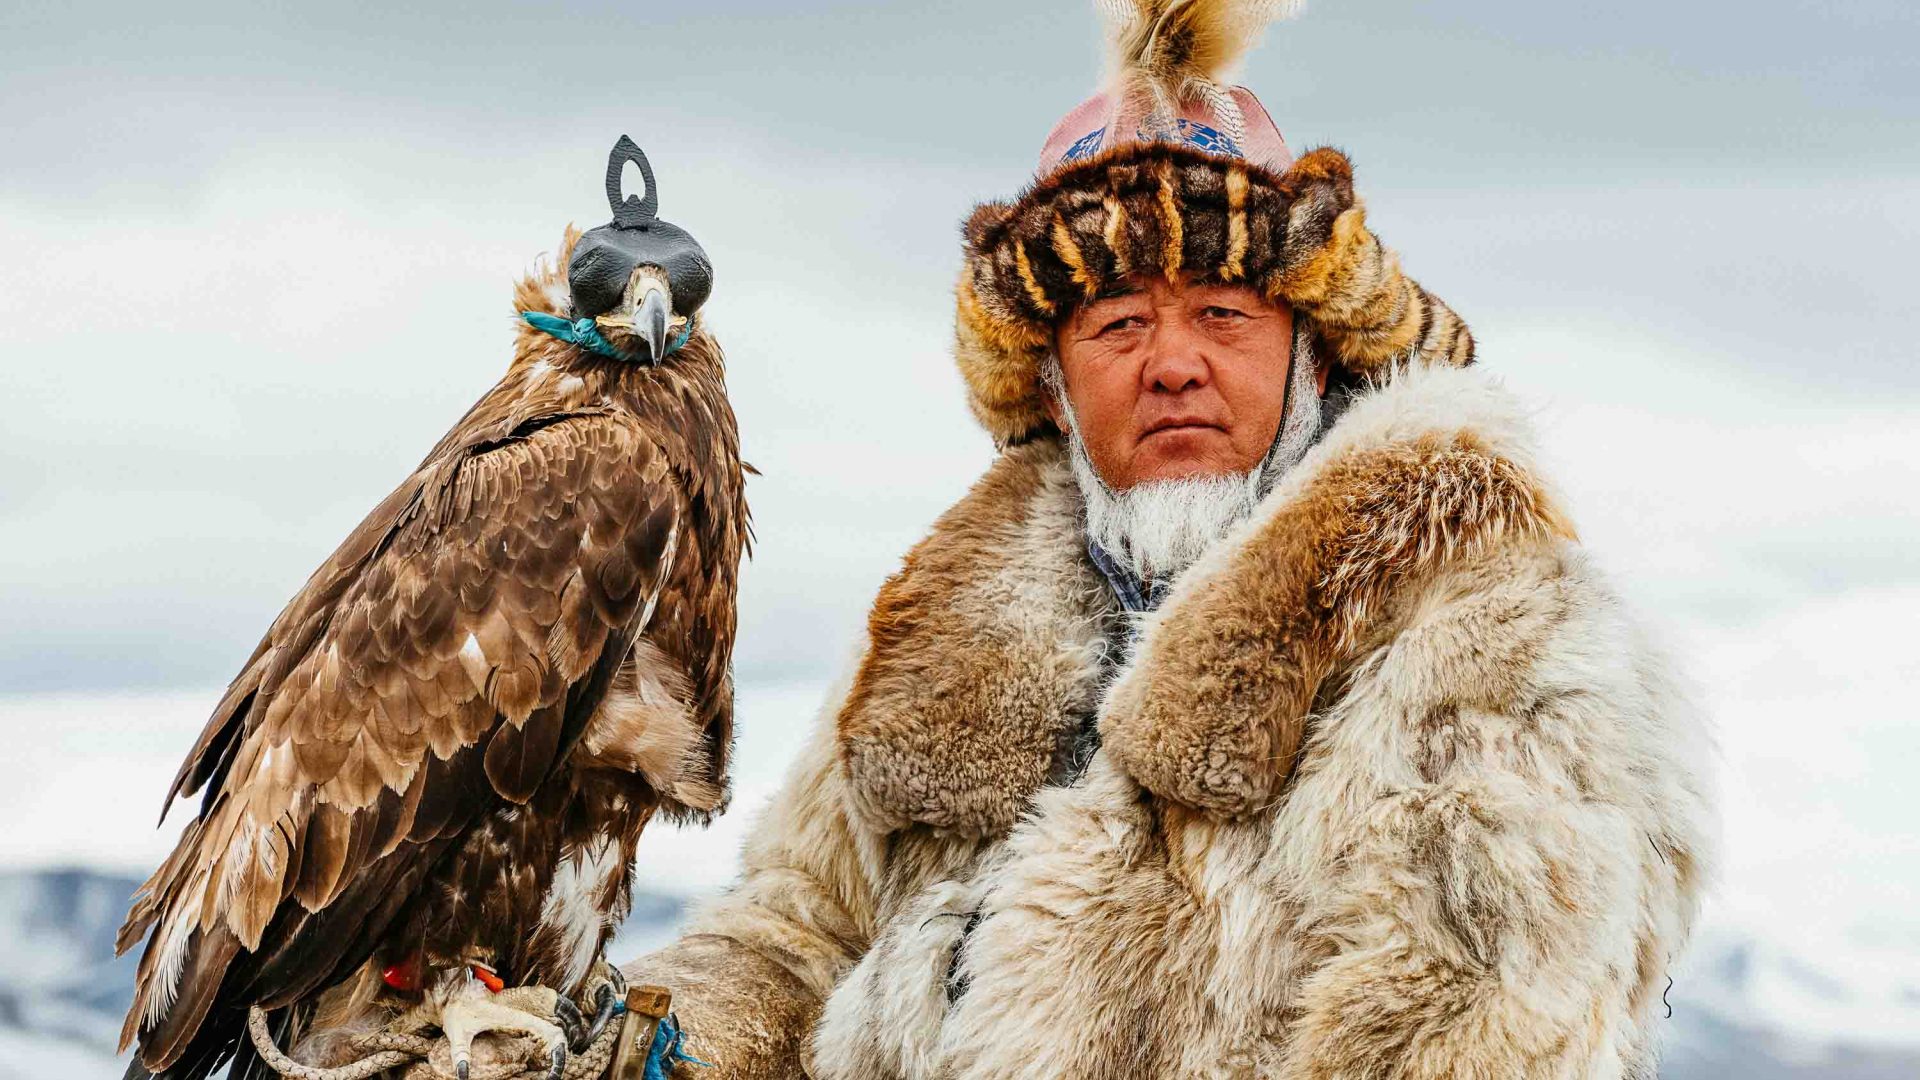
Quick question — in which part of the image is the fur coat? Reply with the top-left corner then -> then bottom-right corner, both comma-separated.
623,360 -> 1717,1079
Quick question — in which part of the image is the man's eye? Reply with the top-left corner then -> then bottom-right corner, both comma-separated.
1203,306 -> 1248,320
1098,315 -> 1143,336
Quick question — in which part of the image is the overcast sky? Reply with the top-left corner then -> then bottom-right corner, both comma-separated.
3,0 -> 1919,1047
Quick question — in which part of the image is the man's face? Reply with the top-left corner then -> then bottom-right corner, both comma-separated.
1049,274 -> 1300,490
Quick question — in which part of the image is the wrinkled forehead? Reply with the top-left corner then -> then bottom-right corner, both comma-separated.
1036,87 -> 1294,177
1055,270 -> 1294,330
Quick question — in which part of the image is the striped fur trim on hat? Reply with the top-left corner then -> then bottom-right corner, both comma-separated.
955,143 -> 1475,446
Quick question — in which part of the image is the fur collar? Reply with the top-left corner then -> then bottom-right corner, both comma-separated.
836,365 -> 1573,833
835,439 -> 1117,836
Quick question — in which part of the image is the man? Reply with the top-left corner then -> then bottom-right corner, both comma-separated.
628,3 -> 1715,1077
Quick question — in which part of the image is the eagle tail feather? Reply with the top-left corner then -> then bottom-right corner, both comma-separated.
117,819 -> 204,957
130,924 -> 242,1075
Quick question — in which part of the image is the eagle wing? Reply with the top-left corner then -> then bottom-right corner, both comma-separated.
119,409 -> 689,1069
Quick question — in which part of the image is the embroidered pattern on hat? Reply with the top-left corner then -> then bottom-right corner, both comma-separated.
1062,127 -> 1109,163
1173,118 -> 1241,157
1060,119 -> 1242,167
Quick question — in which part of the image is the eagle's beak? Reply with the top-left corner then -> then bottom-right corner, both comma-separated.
635,285 -> 671,365
593,266 -> 678,364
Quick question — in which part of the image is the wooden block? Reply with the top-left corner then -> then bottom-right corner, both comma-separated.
627,984 -> 673,1020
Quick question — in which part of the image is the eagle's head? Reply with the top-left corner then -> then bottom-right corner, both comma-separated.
564,136 -> 712,364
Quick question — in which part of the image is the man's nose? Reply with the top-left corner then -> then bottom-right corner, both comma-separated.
1142,319 -> 1211,394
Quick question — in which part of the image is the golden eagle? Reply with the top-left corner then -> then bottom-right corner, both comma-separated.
117,138 -> 748,1080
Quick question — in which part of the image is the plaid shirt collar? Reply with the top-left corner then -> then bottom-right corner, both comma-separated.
1087,540 -> 1169,615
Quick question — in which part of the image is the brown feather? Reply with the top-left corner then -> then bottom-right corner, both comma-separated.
407,745 -> 490,843
483,700 -> 567,804
291,803 -> 351,911
135,925 -> 239,1070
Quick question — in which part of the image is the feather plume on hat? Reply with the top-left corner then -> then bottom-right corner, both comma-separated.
1097,0 -> 1302,145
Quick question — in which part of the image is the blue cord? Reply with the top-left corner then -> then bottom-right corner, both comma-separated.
520,311 -> 695,362
642,1013 -> 709,1079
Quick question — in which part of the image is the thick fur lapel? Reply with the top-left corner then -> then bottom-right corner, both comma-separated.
1101,363 -> 1577,816
835,438 -> 1117,836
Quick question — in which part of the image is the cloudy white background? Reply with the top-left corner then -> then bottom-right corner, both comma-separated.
2,0 -> 1916,1073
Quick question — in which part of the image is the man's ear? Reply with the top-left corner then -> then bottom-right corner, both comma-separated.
1043,380 -> 1065,427
1041,345 -> 1069,428
1316,358 -> 1331,398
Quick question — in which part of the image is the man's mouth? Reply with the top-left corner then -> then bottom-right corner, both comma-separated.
1142,417 -> 1225,438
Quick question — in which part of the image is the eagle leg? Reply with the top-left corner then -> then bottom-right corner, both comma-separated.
427,980 -> 574,1080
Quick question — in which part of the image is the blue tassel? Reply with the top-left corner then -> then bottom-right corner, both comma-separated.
642,1013 -> 709,1080
520,310 -> 695,362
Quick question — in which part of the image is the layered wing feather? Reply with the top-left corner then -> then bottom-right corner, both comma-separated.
118,410 -> 687,1071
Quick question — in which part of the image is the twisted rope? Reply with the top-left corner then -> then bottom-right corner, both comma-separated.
246,1008 -> 421,1080
246,986 -> 624,1080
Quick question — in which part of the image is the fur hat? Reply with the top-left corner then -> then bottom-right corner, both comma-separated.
955,0 -> 1476,446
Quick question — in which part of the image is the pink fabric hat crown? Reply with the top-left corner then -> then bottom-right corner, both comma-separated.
1038,0 -> 1299,177
1038,84 -> 1293,177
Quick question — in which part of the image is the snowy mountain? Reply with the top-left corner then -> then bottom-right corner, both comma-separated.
0,867 -> 142,1078
1663,925 -> 1920,1078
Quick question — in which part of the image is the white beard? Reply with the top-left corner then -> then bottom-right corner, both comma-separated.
1069,440 -> 1262,583
1056,325 -> 1324,584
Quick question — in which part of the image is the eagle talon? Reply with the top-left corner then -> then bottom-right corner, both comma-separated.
553,993 -> 585,1046
581,982 -> 618,1046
